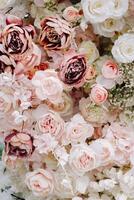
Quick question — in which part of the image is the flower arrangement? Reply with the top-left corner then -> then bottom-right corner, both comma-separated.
0,0 -> 134,200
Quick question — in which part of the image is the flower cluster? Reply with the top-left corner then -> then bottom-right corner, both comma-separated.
0,0 -> 134,200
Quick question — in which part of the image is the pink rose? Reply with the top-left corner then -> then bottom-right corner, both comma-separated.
63,113 -> 94,145
37,110 -> 65,141
25,169 -> 54,197
69,144 -> 97,175
59,51 -> 87,87
5,130 -> 34,158
32,69 -> 63,104
90,84 -> 108,104
2,24 -> 34,61
63,6 -> 79,22
39,15 -> 73,50
102,60 -> 119,79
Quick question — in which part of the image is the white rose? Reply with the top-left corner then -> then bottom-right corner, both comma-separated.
93,18 -> 125,38
69,144 -> 98,175
112,0 -> 129,18
81,0 -> 114,23
32,69 -> 63,104
112,33 -> 134,63
63,113 -> 94,145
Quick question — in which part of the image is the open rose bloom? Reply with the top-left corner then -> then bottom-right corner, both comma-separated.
0,1 -> 134,200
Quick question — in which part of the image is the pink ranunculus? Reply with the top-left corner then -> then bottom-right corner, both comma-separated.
63,6 -> 79,22
69,144 -> 97,175
37,110 -> 65,141
102,60 -> 119,79
59,51 -> 87,87
25,169 -> 54,197
2,24 -> 33,61
39,15 -> 73,50
5,130 -> 34,158
63,113 -> 94,145
32,69 -> 64,104
90,84 -> 108,104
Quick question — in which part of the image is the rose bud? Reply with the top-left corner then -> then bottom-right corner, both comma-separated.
5,130 -> 34,158
39,15 -> 73,50
2,24 -> 33,61
0,44 -> 15,74
58,50 -> 87,87
63,6 -> 79,22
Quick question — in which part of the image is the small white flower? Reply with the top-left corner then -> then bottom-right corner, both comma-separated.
12,111 -> 27,124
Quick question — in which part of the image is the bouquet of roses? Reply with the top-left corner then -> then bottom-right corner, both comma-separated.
0,0 -> 134,200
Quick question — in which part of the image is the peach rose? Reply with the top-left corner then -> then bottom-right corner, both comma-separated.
102,60 -> 119,79
59,51 -> 87,87
37,110 -> 65,141
39,15 -> 73,50
90,84 -> 108,104
5,130 -> 34,158
63,6 -> 79,22
63,113 -> 94,145
69,144 -> 97,175
0,91 -> 12,117
25,169 -> 54,197
32,69 -> 63,104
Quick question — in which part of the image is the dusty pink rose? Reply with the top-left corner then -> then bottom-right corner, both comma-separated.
32,69 -> 63,104
69,144 -> 97,175
90,84 -> 108,104
0,44 -> 15,73
39,15 -> 73,50
63,113 -> 94,145
37,110 -> 65,141
6,15 -> 23,26
2,24 -> 34,61
5,130 -> 34,158
63,6 -> 79,22
102,60 -> 119,79
59,51 -> 87,87
25,169 -> 54,197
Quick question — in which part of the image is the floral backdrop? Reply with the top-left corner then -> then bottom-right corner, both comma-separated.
0,0 -> 134,200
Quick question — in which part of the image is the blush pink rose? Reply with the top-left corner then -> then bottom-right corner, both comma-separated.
25,169 -> 54,197
59,50 -> 87,87
90,84 -> 108,104
102,60 -> 119,79
37,110 -> 65,141
32,69 -> 63,104
63,6 -> 79,22
5,130 -> 34,158
39,15 -> 73,50
63,113 -> 94,145
69,144 -> 97,175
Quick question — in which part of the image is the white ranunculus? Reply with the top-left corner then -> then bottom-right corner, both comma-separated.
0,0 -> 15,10
93,18 -> 125,38
112,33 -> 134,63
81,0 -> 114,23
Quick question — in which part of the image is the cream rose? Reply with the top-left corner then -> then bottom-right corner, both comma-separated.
63,113 -> 94,145
0,92 -> 12,117
81,0 -> 114,23
63,6 -> 79,22
112,33 -> 134,63
32,69 -> 63,104
69,144 -> 97,175
90,84 -> 108,104
25,169 -> 54,197
112,0 -> 128,18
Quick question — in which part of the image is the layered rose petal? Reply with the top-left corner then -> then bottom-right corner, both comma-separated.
90,84 -> 108,104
